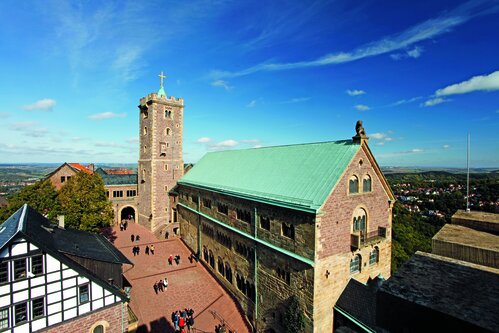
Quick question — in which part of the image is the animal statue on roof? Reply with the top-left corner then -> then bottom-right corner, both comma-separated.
355,120 -> 366,137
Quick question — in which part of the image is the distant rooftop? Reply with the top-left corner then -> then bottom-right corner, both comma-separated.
379,252 -> 499,332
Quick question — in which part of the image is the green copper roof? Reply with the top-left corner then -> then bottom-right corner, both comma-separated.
157,86 -> 166,98
178,140 -> 360,212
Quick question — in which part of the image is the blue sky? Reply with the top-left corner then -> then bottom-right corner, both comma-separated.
0,0 -> 498,167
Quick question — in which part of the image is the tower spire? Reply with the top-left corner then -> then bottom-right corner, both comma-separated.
158,71 -> 167,97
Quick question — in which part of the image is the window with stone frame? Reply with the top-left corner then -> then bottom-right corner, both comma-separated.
236,209 -> 251,223
93,325 -> 104,333
369,247 -> 379,266
202,224 -> 214,238
217,203 -> 229,215
126,190 -> 136,197
31,255 -> 43,276
216,232 -> 232,249
282,222 -> 295,240
0,307 -> 7,329
166,127 -> 171,136
350,255 -> 361,274
202,198 -> 212,209
60,176 -> 66,183
113,190 -> 124,198
363,175 -> 372,192
349,175 -> 359,194
191,195 -> 198,203
14,258 -> 26,280
224,262 -> 233,283
259,216 -> 271,231
209,251 -> 215,268
14,302 -> 27,325
203,247 -> 208,262
276,268 -> 291,285
143,126 -> 148,135
165,110 -> 172,118
32,297 -> 44,319
217,257 -> 225,276
0,262 -> 8,284
353,208 -> 367,234
235,241 -> 253,261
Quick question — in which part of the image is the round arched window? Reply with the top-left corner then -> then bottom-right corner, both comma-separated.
93,325 -> 104,333
349,175 -> 359,194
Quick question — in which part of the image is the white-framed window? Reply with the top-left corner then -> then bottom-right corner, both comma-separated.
79,284 -> 90,304
0,262 -> 8,284
32,297 -> 44,319
0,307 -> 8,329
31,255 -> 43,276
14,302 -> 27,325
13,258 -> 26,280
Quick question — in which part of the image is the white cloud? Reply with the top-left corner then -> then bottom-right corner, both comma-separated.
411,148 -> 424,153
21,99 -> 56,111
216,139 -> 238,147
279,97 -> 311,104
211,80 -> 233,91
9,121 -> 48,138
435,70 -> 499,96
346,89 -> 366,96
422,97 -> 449,107
443,144 -> 450,149
253,145 -> 263,148
211,2 -> 498,79
241,139 -> 260,144
196,137 -> 212,143
10,121 -> 37,130
370,132 -> 386,140
390,46 -> 423,60
388,96 -> 423,107
246,100 -> 257,108
354,104 -> 370,111
88,112 -> 127,120
126,136 -> 139,144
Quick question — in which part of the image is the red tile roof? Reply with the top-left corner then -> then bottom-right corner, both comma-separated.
69,163 -> 93,174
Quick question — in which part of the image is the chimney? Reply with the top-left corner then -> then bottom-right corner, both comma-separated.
87,163 -> 95,172
57,215 -> 65,229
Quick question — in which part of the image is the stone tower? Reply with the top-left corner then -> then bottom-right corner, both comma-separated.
137,72 -> 184,232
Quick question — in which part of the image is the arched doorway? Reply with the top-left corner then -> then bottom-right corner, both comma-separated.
121,206 -> 136,224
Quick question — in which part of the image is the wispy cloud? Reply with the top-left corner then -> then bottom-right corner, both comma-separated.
279,97 -> 311,104
387,96 -> 423,107
435,70 -> 499,96
94,141 -> 126,148
21,99 -> 56,111
443,144 -> 450,149
354,104 -> 370,111
88,112 -> 127,120
126,136 -> 139,144
422,97 -> 450,107
211,79 -> 233,91
0,112 -> 11,119
346,89 -> 366,96
370,132 -> 395,145
246,100 -> 257,108
211,1 -> 498,79
390,46 -> 424,60
196,137 -> 212,143
9,121 -> 49,138
209,139 -> 239,151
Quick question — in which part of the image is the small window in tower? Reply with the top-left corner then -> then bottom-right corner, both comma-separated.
165,185 -> 168,192
166,128 -> 171,136
143,110 -> 148,119
144,146 -> 147,153
144,127 -> 147,135
165,164 -> 169,171
165,110 -> 172,118
176,124 -> 179,128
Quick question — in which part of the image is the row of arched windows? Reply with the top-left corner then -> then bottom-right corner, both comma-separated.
349,174 -> 372,194
350,247 -> 379,274
143,126 -> 173,136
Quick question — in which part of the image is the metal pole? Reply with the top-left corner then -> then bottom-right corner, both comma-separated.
466,133 -> 470,212
253,207 -> 258,330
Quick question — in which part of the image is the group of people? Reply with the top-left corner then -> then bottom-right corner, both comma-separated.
171,308 -> 195,332
153,277 -> 168,293
168,254 -> 181,265
119,220 -> 128,231
214,323 -> 234,333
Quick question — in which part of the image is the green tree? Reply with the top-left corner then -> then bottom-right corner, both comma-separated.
57,172 -> 113,233
284,295 -> 305,333
0,179 -> 59,222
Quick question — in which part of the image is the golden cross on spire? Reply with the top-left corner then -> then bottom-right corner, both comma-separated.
159,71 -> 166,87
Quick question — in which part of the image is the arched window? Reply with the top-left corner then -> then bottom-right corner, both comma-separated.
93,325 -> 104,333
353,208 -> 367,234
225,262 -> 233,283
369,247 -> 379,266
203,247 -> 208,262
217,257 -> 225,275
143,146 -> 147,153
165,110 -> 172,118
363,175 -> 372,192
143,126 -> 147,135
165,164 -> 168,171
350,254 -> 361,274
349,176 -> 359,194
209,250 -> 215,268
166,128 -> 171,136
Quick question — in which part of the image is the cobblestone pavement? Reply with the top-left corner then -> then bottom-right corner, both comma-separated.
109,222 -> 250,333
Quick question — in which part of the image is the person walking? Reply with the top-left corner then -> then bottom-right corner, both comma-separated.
153,282 -> 158,294
158,280 -> 163,292
150,244 -> 155,255
145,245 -> 150,255
166,231 -> 169,239
131,234 -> 135,242
136,246 -> 140,255
168,255 -> 173,266
132,246 -> 136,256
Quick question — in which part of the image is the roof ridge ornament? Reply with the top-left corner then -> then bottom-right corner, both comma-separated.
353,120 -> 369,144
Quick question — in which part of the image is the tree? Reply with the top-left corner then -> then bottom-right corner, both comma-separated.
0,179 -> 59,222
283,295 -> 305,333
57,172 -> 113,233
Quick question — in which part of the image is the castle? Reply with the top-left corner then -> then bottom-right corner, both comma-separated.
48,75 -> 394,332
